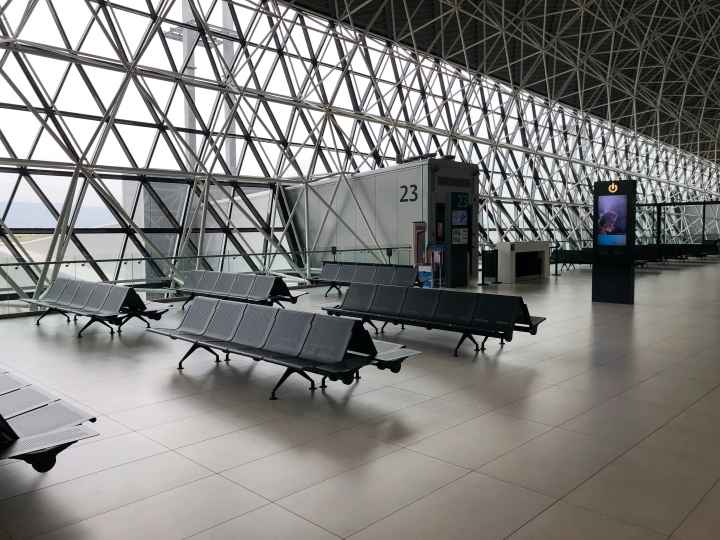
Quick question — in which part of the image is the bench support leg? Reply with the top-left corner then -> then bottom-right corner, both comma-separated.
380,321 -> 390,333
269,368 -> 294,400
324,284 -> 342,297
454,333 -> 479,356
481,336 -> 489,351
354,370 -> 361,381
35,308 -> 70,325
320,376 -> 328,389
297,370 -> 316,391
500,338 -> 505,347
177,342 -> 219,370
181,295 -> 194,310
269,369 -> 317,400
364,319 -> 379,335
78,318 -> 114,338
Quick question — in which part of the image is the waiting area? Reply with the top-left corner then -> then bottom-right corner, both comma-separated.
0,262 -> 719,539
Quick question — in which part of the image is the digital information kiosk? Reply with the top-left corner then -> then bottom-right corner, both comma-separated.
592,180 -> 637,304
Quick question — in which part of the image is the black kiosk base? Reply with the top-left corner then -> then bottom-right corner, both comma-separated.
591,180 -> 636,305
592,263 -> 635,304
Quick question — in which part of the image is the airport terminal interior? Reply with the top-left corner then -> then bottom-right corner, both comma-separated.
0,1 -> 719,539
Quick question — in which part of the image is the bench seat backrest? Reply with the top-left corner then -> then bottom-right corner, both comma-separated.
434,291 -> 476,326
247,275 -> 275,301
230,274 -> 255,299
391,266 -> 417,286
319,262 -> 340,282
335,264 -> 356,283
214,273 -> 237,294
369,285 -> 407,316
183,271 -> 204,291
68,282 -> 95,309
178,297 -> 218,335
373,266 -> 396,285
231,304 -> 277,349
264,310 -> 314,357
340,283 -> 376,312
55,281 -> 80,306
352,265 -> 377,284
40,279 -> 69,303
197,271 -> 221,292
83,283 -> 113,313
300,315 -> 356,364
471,294 -> 521,336
400,287 -> 440,321
203,301 -> 246,341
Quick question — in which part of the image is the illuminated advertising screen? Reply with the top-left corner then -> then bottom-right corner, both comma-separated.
597,194 -> 628,247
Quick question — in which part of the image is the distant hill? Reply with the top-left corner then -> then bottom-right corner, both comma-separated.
1,202 -> 116,228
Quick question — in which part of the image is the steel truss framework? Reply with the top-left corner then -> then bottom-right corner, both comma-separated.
0,0 -> 719,301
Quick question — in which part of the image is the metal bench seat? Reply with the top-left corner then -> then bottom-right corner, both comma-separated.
314,261 -> 419,297
151,297 -> 420,400
0,370 -> 97,473
324,284 -> 546,356
173,271 -> 303,308
24,279 -> 167,337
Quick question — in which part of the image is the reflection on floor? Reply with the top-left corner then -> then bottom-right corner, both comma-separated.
1,261 -> 719,539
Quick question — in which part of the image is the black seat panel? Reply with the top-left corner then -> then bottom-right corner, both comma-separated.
232,304 -> 277,349
300,315 -> 355,364
197,271 -> 221,292
264,310 -> 314,357
369,285 -> 407,316
373,266 -> 396,285
340,284 -> 376,312
203,301 -> 246,341
230,274 -> 255,299
183,271 -> 204,291
391,266 -> 417,286
214,273 -> 237,294
319,262 -> 340,282
178,297 -> 218,335
434,291 -> 476,325
335,264 -> 356,284
352,265 -> 377,284
400,288 -> 439,321
247,276 -> 275,301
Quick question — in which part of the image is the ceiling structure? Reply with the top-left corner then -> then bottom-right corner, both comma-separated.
285,0 -> 720,162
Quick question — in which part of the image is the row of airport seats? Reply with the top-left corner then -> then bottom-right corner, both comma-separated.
314,261 -> 419,296
25,278 -> 167,337
324,284 -> 545,356
0,367 -> 97,472
149,297 -> 420,399
551,242 -> 720,268
172,271 -> 302,309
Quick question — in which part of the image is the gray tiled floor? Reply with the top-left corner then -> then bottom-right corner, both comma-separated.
1,260 -> 720,539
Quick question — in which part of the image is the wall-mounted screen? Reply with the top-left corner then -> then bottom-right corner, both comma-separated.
597,194 -> 628,246
451,209 -> 468,226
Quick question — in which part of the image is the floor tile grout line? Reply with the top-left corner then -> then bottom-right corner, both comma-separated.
0,442 -> 194,505
179,500 -> 344,540
506,377 -> 720,538
279,469 -> 477,539
21,469 -> 218,540
668,471 -> 720,538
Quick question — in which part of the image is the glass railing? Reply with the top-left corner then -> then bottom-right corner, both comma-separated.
0,245 -> 412,317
